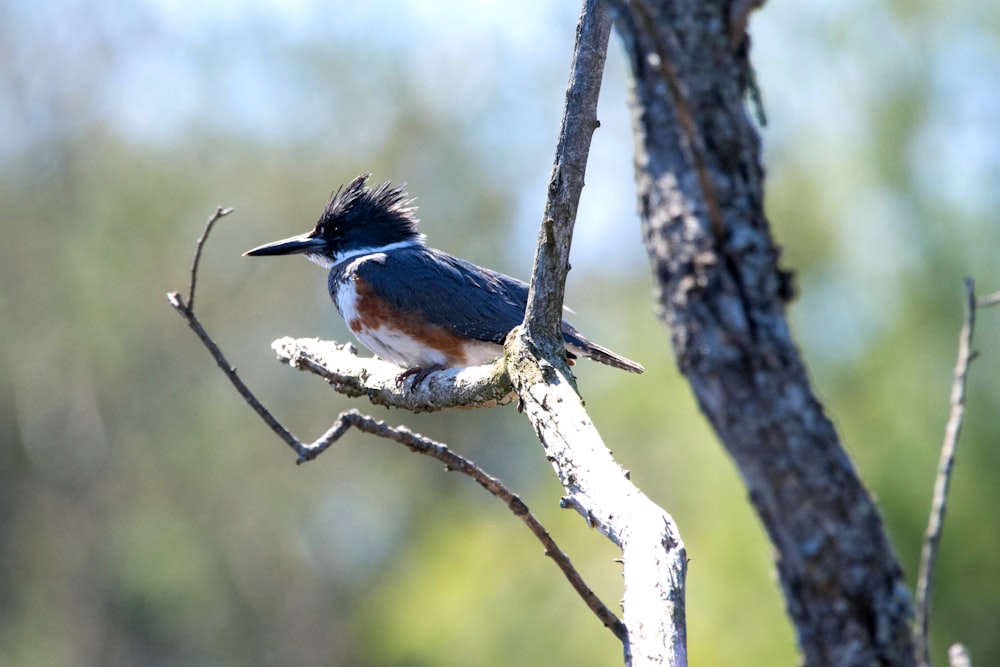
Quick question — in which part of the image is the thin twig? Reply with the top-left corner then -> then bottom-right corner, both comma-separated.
167,207 -> 626,641
976,290 -> 1000,308
187,206 -> 234,310
167,290 -> 299,449
914,278 -> 978,667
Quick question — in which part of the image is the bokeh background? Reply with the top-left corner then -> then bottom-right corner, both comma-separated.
2,1 -> 999,665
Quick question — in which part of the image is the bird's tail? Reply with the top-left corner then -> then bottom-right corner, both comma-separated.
562,326 -> 645,374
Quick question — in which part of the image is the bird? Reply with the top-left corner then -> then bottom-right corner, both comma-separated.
244,174 -> 644,386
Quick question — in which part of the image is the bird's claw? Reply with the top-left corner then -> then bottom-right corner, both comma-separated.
395,365 -> 443,391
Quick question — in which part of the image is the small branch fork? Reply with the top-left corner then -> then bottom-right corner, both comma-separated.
166,208 -> 627,643
914,278 -> 997,667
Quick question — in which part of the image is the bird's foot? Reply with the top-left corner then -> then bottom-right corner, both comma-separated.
395,365 -> 444,391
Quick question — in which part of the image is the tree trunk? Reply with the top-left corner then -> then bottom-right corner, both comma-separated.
606,1 -> 916,665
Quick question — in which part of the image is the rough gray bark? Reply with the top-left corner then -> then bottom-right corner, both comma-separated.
605,1 -> 916,665
272,337 -> 515,412
506,340 -> 687,666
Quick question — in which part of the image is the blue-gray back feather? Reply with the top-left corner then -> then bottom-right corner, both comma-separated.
344,247 -> 527,344
330,246 -> 644,373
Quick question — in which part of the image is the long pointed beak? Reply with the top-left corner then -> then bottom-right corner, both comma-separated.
243,233 -> 326,257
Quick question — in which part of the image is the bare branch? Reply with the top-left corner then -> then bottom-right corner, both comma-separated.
272,337 -> 515,412
168,208 -> 625,643
510,1 -> 688,665
522,0 -> 611,356
915,278 -> 979,667
506,346 -> 687,666
976,290 -> 1000,308
167,290 -> 299,449
187,206 -> 234,311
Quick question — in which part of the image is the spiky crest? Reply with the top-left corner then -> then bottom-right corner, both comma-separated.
317,173 -> 421,244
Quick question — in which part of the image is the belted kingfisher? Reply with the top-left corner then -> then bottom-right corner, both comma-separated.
245,174 -> 644,385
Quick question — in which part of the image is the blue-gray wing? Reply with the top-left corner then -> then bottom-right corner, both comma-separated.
345,246 -> 645,373
353,247 -> 530,344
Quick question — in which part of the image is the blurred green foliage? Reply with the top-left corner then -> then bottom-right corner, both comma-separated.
2,1 -> 998,665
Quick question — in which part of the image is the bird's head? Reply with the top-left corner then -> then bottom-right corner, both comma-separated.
244,173 -> 423,268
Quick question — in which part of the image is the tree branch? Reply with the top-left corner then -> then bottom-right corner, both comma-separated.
505,344 -> 688,667
605,1 -> 914,664
508,1 -> 688,665
187,206 -> 234,311
168,208 -> 299,450
915,279 -> 979,667
975,290 -> 1000,308
521,0 -> 607,350
272,337 -> 515,412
